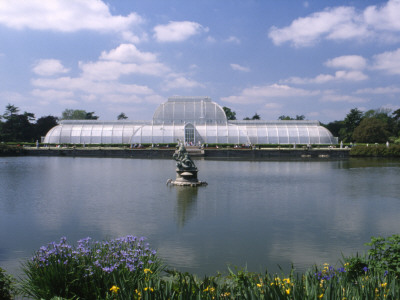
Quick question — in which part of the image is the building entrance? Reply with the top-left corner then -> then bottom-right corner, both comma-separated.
185,124 -> 195,145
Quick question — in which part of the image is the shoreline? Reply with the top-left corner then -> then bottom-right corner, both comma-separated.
19,147 -> 350,160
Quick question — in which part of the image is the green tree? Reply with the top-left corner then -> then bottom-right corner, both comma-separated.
117,112 -> 128,120
251,113 -> 260,120
222,106 -> 236,120
278,115 -> 292,120
61,109 -> 99,120
278,115 -> 305,120
1,104 -> 35,142
325,120 -> 345,140
35,116 -> 58,140
353,117 -> 390,143
341,108 -> 364,142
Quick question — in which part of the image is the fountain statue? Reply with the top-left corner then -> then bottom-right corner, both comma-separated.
167,140 -> 207,187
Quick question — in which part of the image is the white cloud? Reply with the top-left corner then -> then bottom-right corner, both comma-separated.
31,89 -> 74,99
284,70 -> 368,84
230,63 -> 250,72
268,0 -> 400,47
162,75 -> 204,91
153,21 -> 208,42
32,59 -> 70,76
221,84 -> 319,104
32,77 -> 154,96
325,55 -> 367,70
372,48 -> 400,75
0,0 -> 143,35
100,44 -> 157,63
363,0 -> 400,31
225,36 -> 241,44
268,6 -> 364,47
320,91 -> 368,103
355,86 -> 400,94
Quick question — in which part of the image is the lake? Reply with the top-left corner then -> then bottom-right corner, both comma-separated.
1,156 -> 400,277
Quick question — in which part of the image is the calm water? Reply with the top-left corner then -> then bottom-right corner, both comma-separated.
1,156 -> 400,277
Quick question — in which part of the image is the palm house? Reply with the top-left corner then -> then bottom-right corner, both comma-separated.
43,96 -> 337,145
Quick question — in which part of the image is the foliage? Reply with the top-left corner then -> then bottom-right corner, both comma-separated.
243,113 -> 261,120
1,104 -> 36,142
61,109 -> 99,120
365,235 -> 400,275
324,120 -> 344,140
278,115 -> 305,120
35,115 -> 59,140
0,267 -> 16,300
117,112 -> 128,120
340,108 -> 364,142
353,117 -> 391,143
20,236 -> 162,300
222,107 -> 236,120
13,234 -> 400,299
350,145 -> 400,157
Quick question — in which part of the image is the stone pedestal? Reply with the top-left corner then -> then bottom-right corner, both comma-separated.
167,169 -> 207,187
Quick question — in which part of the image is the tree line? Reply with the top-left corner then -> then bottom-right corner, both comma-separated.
324,107 -> 400,144
223,106 -> 400,144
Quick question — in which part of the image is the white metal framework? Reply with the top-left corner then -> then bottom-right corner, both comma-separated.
43,97 -> 337,145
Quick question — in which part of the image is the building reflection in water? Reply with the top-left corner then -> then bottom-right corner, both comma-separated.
174,186 -> 199,228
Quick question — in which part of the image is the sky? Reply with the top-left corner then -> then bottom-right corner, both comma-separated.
1,0 -> 400,123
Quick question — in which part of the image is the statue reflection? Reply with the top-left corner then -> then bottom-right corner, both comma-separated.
174,186 -> 198,228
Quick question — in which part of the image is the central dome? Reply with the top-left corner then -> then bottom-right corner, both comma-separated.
152,96 -> 227,125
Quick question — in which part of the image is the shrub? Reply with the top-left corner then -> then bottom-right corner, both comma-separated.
365,235 -> 400,275
0,267 -> 15,300
20,236 -> 163,299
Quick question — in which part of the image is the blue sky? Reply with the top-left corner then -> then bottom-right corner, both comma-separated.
1,0 -> 400,123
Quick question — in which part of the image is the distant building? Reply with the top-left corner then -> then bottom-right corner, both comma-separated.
43,96 -> 337,145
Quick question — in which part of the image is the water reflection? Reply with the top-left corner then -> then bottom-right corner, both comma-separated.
1,157 -> 400,277
174,186 -> 198,228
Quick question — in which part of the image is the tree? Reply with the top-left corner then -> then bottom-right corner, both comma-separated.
61,109 -> 99,120
0,104 -> 35,142
325,120 -> 345,140
251,113 -> 260,120
222,107 -> 236,120
341,108 -> 364,142
35,116 -> 58,140
85,112 -> 99,120
117,112 -> 128,120
278,115 -> 305,120
3,104 -> 19,120
353,118 -> 390,143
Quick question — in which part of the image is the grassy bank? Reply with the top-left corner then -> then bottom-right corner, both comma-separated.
1,234 -> 400,299
350,145 -> 400,157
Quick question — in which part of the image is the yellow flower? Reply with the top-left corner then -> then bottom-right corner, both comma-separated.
381,282 -> 387,288
109,285 -> 120,294
221,292 -> 231,297
283,278 -> 291,284
319,293 -> 324,298
144,268 -> 152,274
144,287 -> 154,292
285,288 -> 291,295
257,283 -> 262,288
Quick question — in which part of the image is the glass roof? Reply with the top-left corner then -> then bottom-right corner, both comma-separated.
152,96 -> 227,125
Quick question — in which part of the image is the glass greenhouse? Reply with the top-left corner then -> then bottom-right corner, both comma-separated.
43,96 -> 337,145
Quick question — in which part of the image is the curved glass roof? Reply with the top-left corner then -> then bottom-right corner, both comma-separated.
153,96 -> 227,125
43,97 -> 337,145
